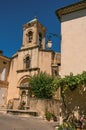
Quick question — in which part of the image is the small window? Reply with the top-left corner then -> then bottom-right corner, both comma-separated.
38,33 -> 42,46
1,68 -> 6,81
24,56 -> 31,69
3,61 -> 7,65
26,31 -> 33,43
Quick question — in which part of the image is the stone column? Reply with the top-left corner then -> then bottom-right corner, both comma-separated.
26,90 -> 29,106
19,90 -> 22,103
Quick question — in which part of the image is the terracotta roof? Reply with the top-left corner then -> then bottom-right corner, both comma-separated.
55,0 -> 86,20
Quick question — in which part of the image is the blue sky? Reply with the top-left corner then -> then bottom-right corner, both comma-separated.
0,0 -> 81,57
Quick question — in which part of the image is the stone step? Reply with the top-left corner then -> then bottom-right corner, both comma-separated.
7,109 -> 38,116
0,105 -> 7,110
0,105 -> 7,114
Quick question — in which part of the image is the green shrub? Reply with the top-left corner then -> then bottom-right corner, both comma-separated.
45,111 -> 53,121
52,114 -> 57,121
45,111 -> 57,121
29,72 -> 55,98
57,126 -> 63,130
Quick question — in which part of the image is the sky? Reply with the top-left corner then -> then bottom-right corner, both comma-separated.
0,0 -> 81,57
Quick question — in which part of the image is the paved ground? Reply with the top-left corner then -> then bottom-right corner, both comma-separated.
0,112 -> 58,130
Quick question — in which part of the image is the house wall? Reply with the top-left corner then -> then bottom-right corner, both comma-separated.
7,55 -> 19,101
0,56 -> 10,81
0,88 -> 7,106
61,9 -> 86,76
0,56 -> 10,105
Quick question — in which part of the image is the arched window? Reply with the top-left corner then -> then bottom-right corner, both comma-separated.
26,31 -> 33,43
24,56 -> 31,69
38,33 -> 42,46
22,90 -> 26,96
1,68 -> 6,81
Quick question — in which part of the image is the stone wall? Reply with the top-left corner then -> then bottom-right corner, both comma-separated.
61,86 -> 86,116
30,98 -> 60,117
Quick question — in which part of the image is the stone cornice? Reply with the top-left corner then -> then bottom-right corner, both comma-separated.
0,55 -> 11,61
12,53 -> 18,59
23,19 -> 46,31
56,1 -> 86,20
18,45 -> 39,52
39,49 -> 54,53
17,67 -> 40,73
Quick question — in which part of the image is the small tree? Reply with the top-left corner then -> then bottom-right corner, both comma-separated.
29,72 -> 55,98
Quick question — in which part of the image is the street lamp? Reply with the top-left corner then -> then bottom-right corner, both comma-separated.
46,32 -> 61,50
46,39 -> 52,49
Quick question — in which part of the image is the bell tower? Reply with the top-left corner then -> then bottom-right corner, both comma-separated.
21,17 -> 46,50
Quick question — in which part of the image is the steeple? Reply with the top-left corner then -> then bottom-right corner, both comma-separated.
21,17 -> 46,50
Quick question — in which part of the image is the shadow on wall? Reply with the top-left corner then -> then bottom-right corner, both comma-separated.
62,85 -> 86,116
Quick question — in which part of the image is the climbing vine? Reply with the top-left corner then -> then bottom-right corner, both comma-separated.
52,71 -> 86,111
54,71 -> 86,94
29,71 -> 86,99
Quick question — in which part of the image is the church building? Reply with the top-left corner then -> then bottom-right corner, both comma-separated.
0,18 -> 60,108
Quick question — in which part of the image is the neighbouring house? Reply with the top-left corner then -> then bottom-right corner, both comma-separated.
56,0 -> 86,76
55,1 -> 86,116
0,51 -> 10,106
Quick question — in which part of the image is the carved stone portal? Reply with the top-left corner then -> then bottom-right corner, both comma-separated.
18,81 -> 31,110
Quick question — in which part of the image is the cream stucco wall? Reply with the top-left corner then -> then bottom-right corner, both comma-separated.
7,49 -> 54,101
7,47 -> 39,101
7,56 -> 19,100
7,49 -> 59,101
61,9 -> 86,76
39,51 -> 52,75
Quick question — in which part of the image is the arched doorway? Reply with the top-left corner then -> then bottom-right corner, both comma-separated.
18,76 -> 31,109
